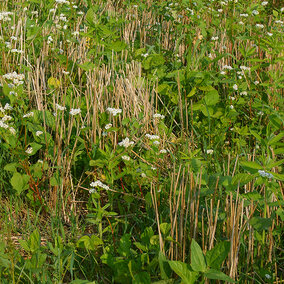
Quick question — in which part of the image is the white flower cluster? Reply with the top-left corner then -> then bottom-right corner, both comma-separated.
255,24 -> 264,29
145,134 -> 160,140
25,147 -> 33,154
55,0 -> 70,4
3,71 -> 24,86
211,36 -> 219,41
222,65 -> 233,70
159,149 -> 167,154
11,49 -> 24,54
89,180 -> 110,193
106,107 -> 122,116
23,112 -> 34,118
36,131 -> 43,136
258,170 -> 273,179
70,108 -> 81,116
56,103 -> 66,111
233,84 -> 238,90
240,66 -> 250,71
207,149 -> 214,154
105,123 -> 112,130
0,103 -> 13,112
153,113 -> 165,119
240,13 -> 248,17
118,137 -> 134,148
122,155 -> 130,161
0,11 -> 13,22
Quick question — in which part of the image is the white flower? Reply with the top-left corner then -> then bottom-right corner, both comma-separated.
9,127 -> 16,135
151,166 -> 157,170
141,173 -> 146,178
25,147 -> 33,154
0,121 -> 9,129
239,21 -> 244,25
220,71 -> 226,75
255,24 -> 264,29
211,36 -> 219,41
267,32 -> 273,36
55,0 -> 70,4
233,84 -> 238,90
36,131 -> 43,136
2,115 -> 12,121
142,53 -> 149,57
258,170 -> 273,179
145,134 -> 160,140
90,180 -> 110,191
49,8 -> 56,13
240,66 -> 250,71
281,7 -> 284,13
4,103 -> 12,110
70,108 -> 81,115
122,155 -> 130,161
207,149 -> 214,154
3,71 -> 25,86
265,274 -> 271,279
218,9 -> 223,12
153,140 -> 160,145
229,96 -> 236,101
118,137 -> 134,148
105,123 -> 112,130
23,112 -> 34,118
47,36 -> 53,44
261,1 -> 268,5
159,149 -> 167,154
240,91 -> 248,96
230,105 -> 234,109
275,20 -> 283,24
77,11 -> 84,15
153,113 -> 165,119
10,36 -> 17,41
72,31 -> 79,36
240,13 -> 248,17
257,111 -> 264,115
31,11 -> 38,16
222,65 -> 233,70
55,103 -> 66,111
106,107 -> 122,116
252,10 -> 259,15
62,70 -> 69,75
254,80 -> 259,85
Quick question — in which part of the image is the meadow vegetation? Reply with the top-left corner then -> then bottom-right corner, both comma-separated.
0,0 -> 283,283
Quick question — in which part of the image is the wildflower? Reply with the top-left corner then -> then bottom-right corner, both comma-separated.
70,108 -> 81,115
153,140 -> 160,145
159,149 -> 167,154
3,71 -> 25,86
252,10 -> 259,15
25,147 -> 33,154
47,36 -> 53,44
23,112 -> 34,118
255,24 -> 264,29
37,159 -> 43,164
118,137 -> 134,148
261,1 -> 268,5
0,121 -> 9,129
233,84 -> 238,90
122,155 -> 130,161
142,53 -> 149,57
254,80 -> 259,85
77,11 -> 84,15
145,134 -> 160,140
230,105 -> 234,109
106,107 -> 122,116
9,127 -> 16,135
267,32 -> 273,36
72,31 -> 79,36
55,0 -> 70,4
218,9 -> 223,13
240,66 -> 250,71
258,170 -> 273,179
240,13 -> 248,17
211,36 -> 219,41
265,274 -> 271,279
239,21 -> 244,25
10,36 -> 17,41
207,149 -> 214,154
105,123 -> 112,130
0,11 -> 13,22
222,65 -> 233,70
55,103 -> 66,111
36,131 -> 43,136
281,7 -> 284,12
220,71 -> 226,75
257,111 -> 264,115
62,70 -> 69,75
151,166 -> 157,170
49,8 -> 56,13
2,115 -> 12,121
275,20 -> 283,25
141,173 -> 146,178
153,113 -> 165,119
90,180 -> 110,191
240,91 -> 248,96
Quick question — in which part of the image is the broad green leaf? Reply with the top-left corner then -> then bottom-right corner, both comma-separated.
118,234 -> 131,257
133,272 -> 151,284
168,261 -> 199,284
205,269 -> 235,282
159,251 -> 171,280
249,217 -> 272,231
204,90 -> 220,105
240,161 -> 263,173
11,172 -> 30,194
4,163 -> 18,172
191,239 -> 207,272
206,241 -> 230,269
